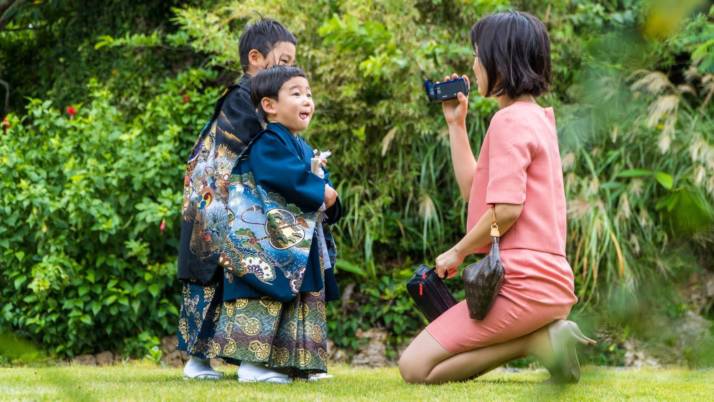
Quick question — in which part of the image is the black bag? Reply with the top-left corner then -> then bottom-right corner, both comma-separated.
462,206 -> 505,320
407,264 -> 456,322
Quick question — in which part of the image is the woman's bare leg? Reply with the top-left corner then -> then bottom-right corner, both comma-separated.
399,327 -> 552,384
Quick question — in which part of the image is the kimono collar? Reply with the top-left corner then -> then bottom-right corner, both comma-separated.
238,74 -> 251,91
265,122 -> 307,161
266,122 -> 296,137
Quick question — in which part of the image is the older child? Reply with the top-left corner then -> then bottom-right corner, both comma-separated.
177,19 -> 298,380
212,66 -> 341,383
398,11 -> 594,385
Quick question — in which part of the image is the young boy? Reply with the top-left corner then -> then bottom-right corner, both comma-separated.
211,66 -> 342,383
177,18 -> 298,380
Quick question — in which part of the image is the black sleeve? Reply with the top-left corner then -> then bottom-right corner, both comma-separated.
325,197 -> 343,224
215,87 -> 262,143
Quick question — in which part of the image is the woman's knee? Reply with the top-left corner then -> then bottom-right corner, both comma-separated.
398,349 -> 431,384
398,358 -> 427,384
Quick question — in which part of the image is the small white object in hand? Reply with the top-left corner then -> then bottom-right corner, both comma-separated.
311,149 -> 331,179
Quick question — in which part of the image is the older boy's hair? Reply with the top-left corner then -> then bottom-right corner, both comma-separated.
238,18 -> 297,73
470,11 -> 551,98
251,66 -> 307,121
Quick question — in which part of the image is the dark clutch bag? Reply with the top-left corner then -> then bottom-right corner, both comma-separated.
407,264 -> 457,322
462,207 -> 505,320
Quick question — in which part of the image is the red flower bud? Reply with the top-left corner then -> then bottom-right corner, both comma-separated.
66,105 -> 77,117
1,116 -> 9,132
159,219 -> 166,233
182,94 -> 190,104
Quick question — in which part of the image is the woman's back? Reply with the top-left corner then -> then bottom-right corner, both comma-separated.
468,101 -> 567,256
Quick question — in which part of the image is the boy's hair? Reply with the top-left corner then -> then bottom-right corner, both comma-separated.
251,66 -> 307,121
239,18 -> 297,73
470,11 -> 551,98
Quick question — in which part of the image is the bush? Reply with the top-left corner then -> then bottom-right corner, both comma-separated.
0,70 -> 217,356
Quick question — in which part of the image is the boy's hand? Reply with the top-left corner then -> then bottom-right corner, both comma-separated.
441,73 -> 470,127
324,184 -> 338,208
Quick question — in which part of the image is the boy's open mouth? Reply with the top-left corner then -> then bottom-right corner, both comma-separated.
299,112 -> 311,121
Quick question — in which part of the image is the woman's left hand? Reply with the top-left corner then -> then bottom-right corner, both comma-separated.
435,247 -> 464,279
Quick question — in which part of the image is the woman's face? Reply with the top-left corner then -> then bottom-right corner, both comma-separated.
472,46 -> 488,97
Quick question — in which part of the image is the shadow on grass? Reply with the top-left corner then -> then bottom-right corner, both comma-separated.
0,332 -> 95,401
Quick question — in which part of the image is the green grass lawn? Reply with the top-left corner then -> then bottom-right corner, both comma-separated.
1,364 -> 713,401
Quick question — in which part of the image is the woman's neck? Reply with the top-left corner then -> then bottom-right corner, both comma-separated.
497,94 -> 536,109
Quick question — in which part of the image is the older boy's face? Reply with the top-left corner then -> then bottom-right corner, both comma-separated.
263,41 -> 296,69
271,76 -> 314,133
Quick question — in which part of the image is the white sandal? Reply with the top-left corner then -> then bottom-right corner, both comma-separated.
308,373 -> 334,381
183,357 -> 223,380
238,362 -> 292,384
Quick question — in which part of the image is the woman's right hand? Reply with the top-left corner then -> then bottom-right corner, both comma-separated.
441,73 -> 470,127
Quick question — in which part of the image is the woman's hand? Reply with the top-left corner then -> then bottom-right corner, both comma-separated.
441,73 -> 470,127
435,247 -> 465,279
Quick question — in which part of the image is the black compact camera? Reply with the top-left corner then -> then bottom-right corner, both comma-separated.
424,77 -> 469,102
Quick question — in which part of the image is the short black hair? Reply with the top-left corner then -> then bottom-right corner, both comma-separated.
470,11 -> 551,98
251,66 -> 307,121
238,19 -> 297,73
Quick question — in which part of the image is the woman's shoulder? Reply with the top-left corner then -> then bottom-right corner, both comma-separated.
490,101 -> 550,125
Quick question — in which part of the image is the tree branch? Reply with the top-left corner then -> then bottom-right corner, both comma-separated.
0,78 -> 9,113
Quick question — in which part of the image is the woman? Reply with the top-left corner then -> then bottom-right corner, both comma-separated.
398,11 -> 595,384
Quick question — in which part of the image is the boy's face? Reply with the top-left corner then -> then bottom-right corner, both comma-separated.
262,76 -> 314,133
248,41 -> 296,75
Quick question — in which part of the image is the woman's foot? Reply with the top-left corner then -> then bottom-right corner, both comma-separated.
183,357 -> 223,380
237,362 -> 292,384
544,320 -> 596,384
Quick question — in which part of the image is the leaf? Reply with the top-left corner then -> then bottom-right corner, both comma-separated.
654,172 -> 674,190
381,127 -> 397,156
104,295 -> 117,306
334,260 -> 367,277
148,284 -> 160,297
14,276 -> 27,290
617,169 -> 654,178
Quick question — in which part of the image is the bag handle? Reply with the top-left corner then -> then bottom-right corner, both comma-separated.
489,205 -> 501,238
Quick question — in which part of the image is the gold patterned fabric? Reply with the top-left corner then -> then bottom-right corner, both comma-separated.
213,268 -> 328,375
176,282 -> 222,359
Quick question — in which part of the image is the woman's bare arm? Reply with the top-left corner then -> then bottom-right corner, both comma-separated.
435,203 -> 523,278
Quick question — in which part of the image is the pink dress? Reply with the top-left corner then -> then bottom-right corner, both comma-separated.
426,101 -> 578,353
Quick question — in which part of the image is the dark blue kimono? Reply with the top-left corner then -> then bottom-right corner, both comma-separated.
222,122 -> 342,303
211,122 -> 342,374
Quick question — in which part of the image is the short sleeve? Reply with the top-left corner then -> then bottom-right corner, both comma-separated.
485,113 -> 537,205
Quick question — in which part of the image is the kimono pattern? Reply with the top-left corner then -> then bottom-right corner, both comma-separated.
211,122 -> 339,375
177,75 -> 261,357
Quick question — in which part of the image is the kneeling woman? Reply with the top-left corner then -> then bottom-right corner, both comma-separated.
399,11 -> 594,384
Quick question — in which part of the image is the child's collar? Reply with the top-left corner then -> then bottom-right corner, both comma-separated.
266,122 -> 297,136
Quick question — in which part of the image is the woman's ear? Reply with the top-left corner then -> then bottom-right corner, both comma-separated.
260,97 -> 277,117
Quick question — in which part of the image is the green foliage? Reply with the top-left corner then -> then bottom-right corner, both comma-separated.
0,0 -> 713,359
0,69 -> 218,356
